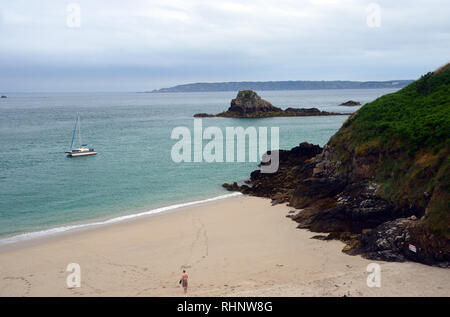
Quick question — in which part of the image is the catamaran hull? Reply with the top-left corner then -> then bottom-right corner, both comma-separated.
66,151 -> 97,157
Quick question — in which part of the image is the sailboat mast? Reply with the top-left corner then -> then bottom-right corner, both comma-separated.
77,113 -> 82,146
70,113 -> 78,150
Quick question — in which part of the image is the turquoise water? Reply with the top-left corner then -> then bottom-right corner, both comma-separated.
0,89 -> 398,239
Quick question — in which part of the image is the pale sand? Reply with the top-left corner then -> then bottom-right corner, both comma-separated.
0,196 -> 448,297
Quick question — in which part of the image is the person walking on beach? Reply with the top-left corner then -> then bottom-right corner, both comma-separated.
180,270 -> 188,295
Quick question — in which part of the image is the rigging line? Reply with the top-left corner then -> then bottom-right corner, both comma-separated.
77,112 -> 82,146
70,113 -> 78,150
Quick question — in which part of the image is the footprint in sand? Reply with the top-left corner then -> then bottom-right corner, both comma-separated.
184,217 -> 209,268
2,276 -> 32,296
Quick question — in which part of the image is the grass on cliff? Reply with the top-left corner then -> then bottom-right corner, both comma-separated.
345,64 -> 450,152
329,63 -> 450,237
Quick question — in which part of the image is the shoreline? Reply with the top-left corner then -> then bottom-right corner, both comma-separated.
0,192 -> 242,251
0,195 -> 448,296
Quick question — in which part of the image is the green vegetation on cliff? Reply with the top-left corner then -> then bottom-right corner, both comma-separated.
344,65 -> 450,151
328,63 -> 450,238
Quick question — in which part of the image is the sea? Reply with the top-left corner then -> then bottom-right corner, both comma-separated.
0,88 -> 399,243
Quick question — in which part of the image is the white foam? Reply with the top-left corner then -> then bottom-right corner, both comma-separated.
0,192 -> 243,246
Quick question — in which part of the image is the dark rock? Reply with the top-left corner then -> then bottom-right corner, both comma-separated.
349,217 -> 415,262
193,90 -> 347,118
283,107 -> 341,116
271,191 -> 289,205
222,182 -> 240,191
285,107 -> 322,113
291,177 -> 418,234
290,176 -> 346,209
339,100 -> 361,106
0,95 -> 7,98
193,113 -> 215,117
223,142 -> 322,202
228,90 -> 281,114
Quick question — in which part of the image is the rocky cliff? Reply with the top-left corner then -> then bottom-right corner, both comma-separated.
224,64 -> 450,266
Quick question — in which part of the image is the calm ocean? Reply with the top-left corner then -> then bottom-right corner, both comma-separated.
0,88 -> 398,242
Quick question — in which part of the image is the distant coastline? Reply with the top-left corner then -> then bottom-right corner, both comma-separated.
147,80 -> 414,93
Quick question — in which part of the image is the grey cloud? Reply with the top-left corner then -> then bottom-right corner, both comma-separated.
0,0 -> 449,91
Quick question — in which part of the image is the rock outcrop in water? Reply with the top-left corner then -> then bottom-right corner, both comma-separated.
223,64 -> 450,267
339,100 -> 361,106
229,90 -> 280,114
194,90 -> 347,118
223,142 -> 323,204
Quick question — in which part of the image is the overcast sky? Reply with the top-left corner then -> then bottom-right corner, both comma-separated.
1,0 -> 449,92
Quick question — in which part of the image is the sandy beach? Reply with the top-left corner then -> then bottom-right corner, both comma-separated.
0,195 -> 448,297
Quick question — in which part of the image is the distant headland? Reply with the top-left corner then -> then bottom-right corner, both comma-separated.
148,80 -> 413,93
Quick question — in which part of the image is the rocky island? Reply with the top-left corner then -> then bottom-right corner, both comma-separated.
223,64 -> 450,267
339,100 -> 361,106
194,90 -> 347,118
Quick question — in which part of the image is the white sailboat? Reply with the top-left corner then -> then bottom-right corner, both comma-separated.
65,113 -> 97,157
